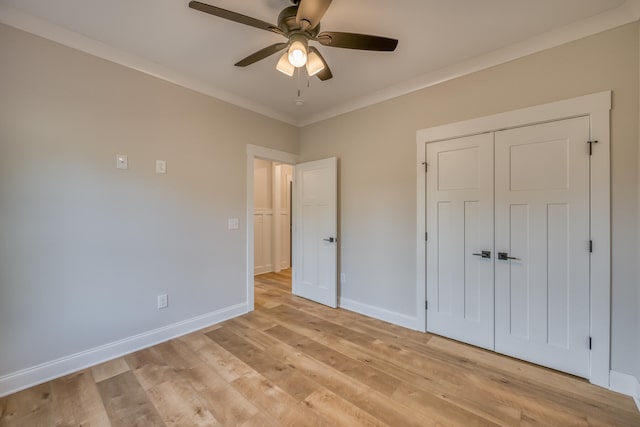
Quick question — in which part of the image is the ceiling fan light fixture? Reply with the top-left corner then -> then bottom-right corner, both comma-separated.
189,0 -> 399,82
276,52 -> 295,76
287,34 -> 308,67
305,50 -> 325,77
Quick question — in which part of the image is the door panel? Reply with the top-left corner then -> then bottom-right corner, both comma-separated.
508,204 -> 530,339
494,116 -> 590,378
293,157 -> 338,308
426,133 -> 494,350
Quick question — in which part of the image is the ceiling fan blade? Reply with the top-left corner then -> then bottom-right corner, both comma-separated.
235,43 -> 288,67
296,0 -> 332,30
189,1 -> 284,36
317,32 -> 398,51
309,47 -> 332,81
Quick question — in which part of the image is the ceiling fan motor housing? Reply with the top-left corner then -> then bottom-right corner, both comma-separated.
278,6 -> 320,38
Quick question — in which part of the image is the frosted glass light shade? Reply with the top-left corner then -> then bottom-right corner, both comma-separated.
306,51 -> 325,76
288,38 -> 307,67
276,53 -> 295,76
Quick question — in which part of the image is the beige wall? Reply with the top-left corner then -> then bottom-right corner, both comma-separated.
300,23 -> 640,376
0,24 -> 298,377
637,23 -> 640,384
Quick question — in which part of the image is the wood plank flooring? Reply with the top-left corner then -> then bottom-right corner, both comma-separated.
1,269 -> 639,426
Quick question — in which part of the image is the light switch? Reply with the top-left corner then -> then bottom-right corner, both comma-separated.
116,155 -> 128,169
157,294 -> 168,309
155,160 -> 166,174
228,218 -> 239,230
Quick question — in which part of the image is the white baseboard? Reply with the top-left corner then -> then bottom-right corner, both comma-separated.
339,297 -> 419,330
254,265 -> 273,275
609,370 -> 640,412
0,302 -> 248,397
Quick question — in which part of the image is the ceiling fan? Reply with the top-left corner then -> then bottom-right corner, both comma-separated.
188,0 -> 398,81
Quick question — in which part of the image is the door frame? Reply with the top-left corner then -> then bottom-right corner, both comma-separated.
246,144 -> 298,311
415,91 -> 611,387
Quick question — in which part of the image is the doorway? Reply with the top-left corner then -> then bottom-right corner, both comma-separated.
245,145 -> 298,312
246,145 -> 339,311
253,158 -> 294,303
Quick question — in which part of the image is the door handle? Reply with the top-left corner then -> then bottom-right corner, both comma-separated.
498,252 -> 520,261
323,237 -> 335,243
472,251 -> 491,259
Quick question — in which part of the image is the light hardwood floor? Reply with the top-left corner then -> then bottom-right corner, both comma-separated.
1,269 -> 639,426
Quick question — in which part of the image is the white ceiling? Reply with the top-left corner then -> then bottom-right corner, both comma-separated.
0,0 -> 637,125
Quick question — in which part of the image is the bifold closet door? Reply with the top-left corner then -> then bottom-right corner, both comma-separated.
494,116 -> 591,378
426,133 -> 495,350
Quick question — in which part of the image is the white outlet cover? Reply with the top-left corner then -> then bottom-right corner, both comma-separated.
157,294 -> 168,309
116,154 -> 128,169
228,218 -> 239,230
155,160 -> 166,174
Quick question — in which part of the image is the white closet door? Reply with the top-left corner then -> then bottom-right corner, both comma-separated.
426,133 -> 495,350
494,117 -> 590,378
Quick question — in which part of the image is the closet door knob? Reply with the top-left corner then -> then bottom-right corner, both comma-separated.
498,252 -> 519,261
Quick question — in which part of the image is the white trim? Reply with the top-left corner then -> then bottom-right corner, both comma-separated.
415,143 -> 427,333
417,91 -> 611,142
609,371 -> 640,412
1,3 -> 637,128
246,145 -> 298,312
339,297 -> 420,331
0,302 -> 247,398
298,2 -> 638,127
0,5 -> 297,126
273,164 -> 282,273
254,265 -> 274,275
253,208 -> 274,215
416,91 -> 612,388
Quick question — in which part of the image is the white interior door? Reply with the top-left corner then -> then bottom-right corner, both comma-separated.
293,157 -> 338,308
426,133 -> 495,350
494,116 -> 591,378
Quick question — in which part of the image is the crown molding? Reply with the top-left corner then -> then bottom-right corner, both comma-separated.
298,0 -> 640,127
0,5 -> 298,126
1,2 -> 638,128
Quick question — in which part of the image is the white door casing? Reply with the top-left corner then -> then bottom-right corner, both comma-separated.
494,117 -> 591,378
426,133 -> 495,350
293,157 -> 338,308
416,91 -> 610,386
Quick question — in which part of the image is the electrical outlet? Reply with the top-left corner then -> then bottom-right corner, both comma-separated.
228,218 -> 239,230
157,294 -> 168,309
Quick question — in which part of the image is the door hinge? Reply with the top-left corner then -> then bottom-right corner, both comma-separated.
589,240 -> 593,253
589,336 -> 592,350
425,301 -> 428,310
425,232 -> 428,241
422,162 -> 428,172
588,140 -> 599,156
